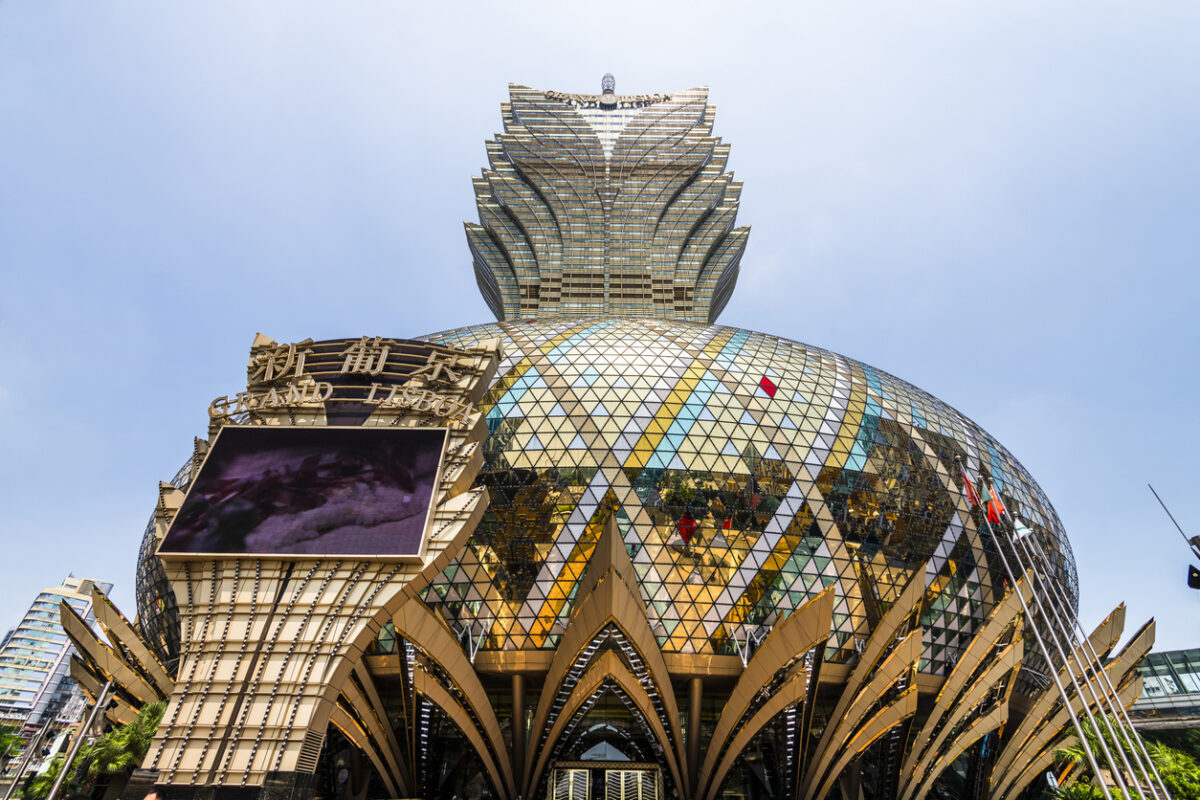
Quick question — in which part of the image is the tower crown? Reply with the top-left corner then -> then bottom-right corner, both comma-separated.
466,81 -> 750,322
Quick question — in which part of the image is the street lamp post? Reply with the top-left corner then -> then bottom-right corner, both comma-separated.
44,680 -> 113,800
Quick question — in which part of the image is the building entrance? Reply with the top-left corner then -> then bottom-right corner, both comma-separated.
547,762 -> 662,800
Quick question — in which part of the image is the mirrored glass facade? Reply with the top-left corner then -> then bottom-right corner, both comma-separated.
1133,647 -> 1200,730
124,79 -> 1133,800
467,82 -> 748,323
0,576 -> 110,728
422,317 -> 1077,676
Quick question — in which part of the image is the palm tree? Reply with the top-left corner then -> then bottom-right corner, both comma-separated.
1142,740 -> 1200,800
20,701 -> 167,800
1054,716 -> 1200,800
84,702 -> 166,779
22,755 -> 75,800
1053,784 -> 1111,800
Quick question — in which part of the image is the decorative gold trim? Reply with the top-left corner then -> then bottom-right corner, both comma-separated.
524,515 -> 686,798
91,587 -> 174,696
703,671 -> 808,800
695,587 -> 835,800
990,603 -> 1128,789
900,637 -> 1022,800
898,577 -> 1029,800
144,337 -> 501,788
69,656 -> 139,726
60,600 -> 162,706
990,615 -> 1153,800
412,668 -> 510,800
907,702 -> 1009,800
997,675 -> 1145,800
798,569 -> 926,800
390,598 -> 515,799
902,577 -> 1027,774
527,649 -> 684,798
333,668 -> 409,795
812,680 -> 920,800
328,703 -> 402,798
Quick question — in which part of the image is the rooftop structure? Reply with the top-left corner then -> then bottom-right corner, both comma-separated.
467,77 -> 749,323
1132,646 -> 1200,731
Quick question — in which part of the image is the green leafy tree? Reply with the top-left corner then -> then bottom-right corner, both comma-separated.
0,723 -> 22,768
1053,784 -> 1110,800
84,701 -> 166,778
1144,739 -> 1200,800
22,754 -> 76,800
1147,729 -> 1200,763
20,701 -> 167,800
1054,716 -> 1200,800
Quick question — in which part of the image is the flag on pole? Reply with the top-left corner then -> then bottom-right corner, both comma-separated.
959,465 -> 981,508
1013,519 -> 1034,541
1188,564 -> 1200,590
987,483 -> 1007,524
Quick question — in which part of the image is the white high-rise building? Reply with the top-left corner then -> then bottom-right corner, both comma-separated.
0,575 -> 112,729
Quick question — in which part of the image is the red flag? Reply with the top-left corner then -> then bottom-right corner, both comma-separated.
722,517 -> 733,530
987,484 -> 1007,523
959,466 -> 981,508
677,511 -> 697,543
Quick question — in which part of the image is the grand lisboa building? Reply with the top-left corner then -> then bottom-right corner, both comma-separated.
118,79 -> 1153,800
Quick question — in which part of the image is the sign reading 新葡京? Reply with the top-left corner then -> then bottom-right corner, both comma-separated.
207,337 -> 477,425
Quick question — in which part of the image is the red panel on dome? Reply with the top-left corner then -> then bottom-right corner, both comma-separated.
677,511 -> 697,543
759,376 -> 777,397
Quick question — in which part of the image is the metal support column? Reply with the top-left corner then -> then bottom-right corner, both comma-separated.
46,680 -> 113,800
512,673 -> 526,797
688,677 -> 703,791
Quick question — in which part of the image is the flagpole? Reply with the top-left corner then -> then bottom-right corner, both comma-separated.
956,459 -> 1115,800
1014,531 -> 1170,800
979,473 -> 1151,799
1006,508 -> 1170,799
1,720 -> 54,800
987,522 -> 1132,798
1148,484 -> 1200,561
1002,514 -> 1162,800
45,680 -> 113,800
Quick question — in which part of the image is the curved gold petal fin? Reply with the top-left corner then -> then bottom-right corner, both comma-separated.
328,703 -> 403,798
525,515 -> 686,796
413,669 -> 509,800
696,585 -> 834,798
528,649 -> 685,799
392,599 -> 515,799
703,671 -> 808,800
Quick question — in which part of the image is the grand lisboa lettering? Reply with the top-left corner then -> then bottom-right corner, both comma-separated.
78,78 -> 1155,800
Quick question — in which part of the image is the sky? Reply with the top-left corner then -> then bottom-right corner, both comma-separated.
1,2 -> 1197,653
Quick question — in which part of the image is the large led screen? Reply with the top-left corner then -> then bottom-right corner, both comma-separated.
159,426 -> 447,558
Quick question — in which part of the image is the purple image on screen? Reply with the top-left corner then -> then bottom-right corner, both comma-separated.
159,426 -> 447,557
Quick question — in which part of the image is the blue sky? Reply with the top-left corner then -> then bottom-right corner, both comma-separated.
1,2 -> 1197,652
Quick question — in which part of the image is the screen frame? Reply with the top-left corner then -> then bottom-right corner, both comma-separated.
157,424 -> 450,562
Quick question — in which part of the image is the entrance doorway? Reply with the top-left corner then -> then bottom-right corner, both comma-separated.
547,761 -> 662,800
